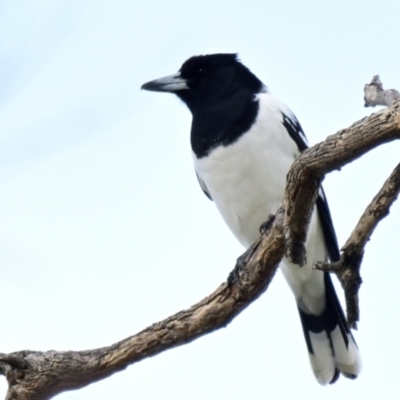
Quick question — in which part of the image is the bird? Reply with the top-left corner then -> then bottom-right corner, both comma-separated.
141,53 -> 361,384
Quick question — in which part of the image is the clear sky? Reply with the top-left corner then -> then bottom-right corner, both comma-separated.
0,1 -> 399,399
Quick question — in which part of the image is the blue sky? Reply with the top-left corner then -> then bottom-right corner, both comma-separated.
0,1 -> 399,399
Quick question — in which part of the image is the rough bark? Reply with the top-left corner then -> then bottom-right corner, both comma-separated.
315,162 -> 400,327
0,99 -> 399,399
364,75 -> 400,107
0,212 -> 286,400
284,101 -> 400,266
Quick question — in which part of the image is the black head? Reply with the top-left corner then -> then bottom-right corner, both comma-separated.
141,53 -> 264,113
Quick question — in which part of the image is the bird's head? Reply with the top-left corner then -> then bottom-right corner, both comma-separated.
141,53 -> 264,113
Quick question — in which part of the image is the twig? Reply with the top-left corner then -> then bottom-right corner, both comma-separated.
316,162 -> 400,328
364,75 -> 400,107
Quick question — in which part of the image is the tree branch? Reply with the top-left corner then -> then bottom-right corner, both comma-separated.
284,100 -> 400,266
315,162 -> 400,328
1,92 -> 399,399
0,212 -> 285,400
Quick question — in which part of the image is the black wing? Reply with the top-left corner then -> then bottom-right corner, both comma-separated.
316,188 -> 340,262
281,112 -> 309,152
281,112 -> 340,262
196,172 -> 213,201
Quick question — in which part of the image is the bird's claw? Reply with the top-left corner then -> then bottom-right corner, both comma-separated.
259,214 -> 275,235
228,251 -> 250,289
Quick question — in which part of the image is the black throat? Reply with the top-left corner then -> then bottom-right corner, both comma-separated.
190,92 -> 260,158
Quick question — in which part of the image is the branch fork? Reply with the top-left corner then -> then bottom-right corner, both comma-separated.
0,85 -> 399,399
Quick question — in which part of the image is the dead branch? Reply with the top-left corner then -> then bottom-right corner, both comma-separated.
284,100 -> 400,266
0,212 -> 285,400
364,75 -> 400,107
315,162 -> 400,328
0,95 -> 399,399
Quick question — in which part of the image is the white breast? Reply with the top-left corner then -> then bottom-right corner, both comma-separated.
194,93 -> 328,314
193,93 -> 299,248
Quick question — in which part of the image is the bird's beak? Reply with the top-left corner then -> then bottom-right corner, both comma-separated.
141,73 -> 189,92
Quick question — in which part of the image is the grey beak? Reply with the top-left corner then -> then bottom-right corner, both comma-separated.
141,73 -> 189,92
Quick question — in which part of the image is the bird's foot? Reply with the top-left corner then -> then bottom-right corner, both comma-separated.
227,244 -> 258,289
228,215 -> 275,289
259,214 -> 275,235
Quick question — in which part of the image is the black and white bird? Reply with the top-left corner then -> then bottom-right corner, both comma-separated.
141,53 -> 361,384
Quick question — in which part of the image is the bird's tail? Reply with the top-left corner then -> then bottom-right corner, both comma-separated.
298,273 -> 361,385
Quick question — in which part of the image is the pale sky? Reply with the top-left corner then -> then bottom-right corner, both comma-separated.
1,1 -> 399,399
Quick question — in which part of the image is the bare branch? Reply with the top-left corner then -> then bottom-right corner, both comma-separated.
364,75 -> 400,107
342,162 -> 400,255
0,212 -> 285,400
316,162 -> 400,327
284,100 -> 400,266
1,87 -> 399,400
